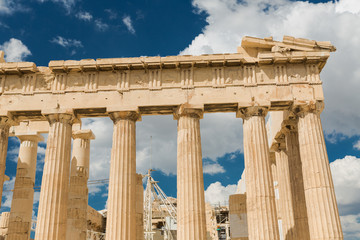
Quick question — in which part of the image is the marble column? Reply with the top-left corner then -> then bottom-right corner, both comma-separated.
0,212 -> 10,238
294,102 -> 343,239
237,106 -> 279,240
273,141 -> 296,240
136,173 -> 144,240
175,105 -> 207,240
35,114 -> 73,240
7,133 -> 43,240
284,123 -> 310,240
0,119 -> 11,210
106,111 -> 140,240
66,130 -> 95,240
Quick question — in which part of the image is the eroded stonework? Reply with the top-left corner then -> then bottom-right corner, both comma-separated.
0,36 -> 343,240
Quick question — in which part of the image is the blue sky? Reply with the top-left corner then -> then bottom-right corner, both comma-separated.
1,0 -> 360,239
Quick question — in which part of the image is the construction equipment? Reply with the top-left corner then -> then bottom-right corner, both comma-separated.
143,169 -> 177,240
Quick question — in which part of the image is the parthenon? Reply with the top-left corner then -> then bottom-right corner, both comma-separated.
0,35 -> 343,239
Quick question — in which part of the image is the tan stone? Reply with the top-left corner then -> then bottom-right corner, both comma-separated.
285,125 -> 310,240
274,145 -> 297,239
106,111 -> 140,240
0,120 -> 10,211
0,212 -> 10,238
66,129 -> 95,240
136,173 -> 144,240
0,35 -> 343,240
0,51 -> 4,63
229,194 -> 248,240
175,104 -> 207,240
238,106 -> 280,240
7,133 -> 43,240
294,102 -> 343,239
35,114 -> 73,240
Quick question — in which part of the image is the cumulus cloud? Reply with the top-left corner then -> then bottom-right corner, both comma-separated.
0,0 -> 13,14
340,213 -> 360,240
330,155 -> 360,215
203,162 -> 225,175
0,38 -> 31,62
76,11 -> 92,21
331,155 -> 360,237
181,0 -> 360,139
353,140 -> 360,150
204,181 -> 237,205
0,0 -> 25,14
50,36 -> 83,48
122,15 -> 135,34
95,19 -> 109,31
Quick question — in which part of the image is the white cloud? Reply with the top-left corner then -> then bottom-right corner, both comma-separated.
0,38 -> 31,62
340,213 -> 360,240
37,0 -> 78,13
354,140 -> 360,150
203,162 -> 225,175
335,0 -> 360,14
51,36 -> 83,48
330,155 -> 360,215
82,112 -> 242,179
182,0 -> 360,139
95,19 -> 109,31
0,0 -> 12,14
37,145 -> 46,155
33,191 -> 40,205
105,9 -> 117,19
331,155 -> 360,237
201,113 -> 243,160
0,21 -> 8,28
0,0 -> 24,14
122,15 -> 135,34
1,177 -> 15,209
82,118 -> 112,181
204,181 -> 237,205
76,11 -> 92,21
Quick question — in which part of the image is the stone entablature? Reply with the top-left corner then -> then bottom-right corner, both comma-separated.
0,36 -> 334,121
0,35 -> 343,240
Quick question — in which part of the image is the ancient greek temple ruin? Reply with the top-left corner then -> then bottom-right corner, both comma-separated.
0,35 -> 343,240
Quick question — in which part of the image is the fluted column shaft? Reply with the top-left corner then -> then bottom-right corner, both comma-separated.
35,114 -> 73,240
106,111 -> 139,240
0,122 -> 10,209
284,128 -> 310,239
238,106 -> 279,240
66,130 -> 95,240
175,105 -> 207,240
7,134 -> 43,240
275,146 -> 296,239
136,173 -> 144,240
295,103 -> 343,239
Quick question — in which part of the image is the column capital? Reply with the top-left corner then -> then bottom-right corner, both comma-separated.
72,129 -> 95,140
292,100 -> 324,117
271,141 -> 286,153
45,113 -> 75,125
16,132 -> 44,142
173,104 -> 203,120
281,119 -> 298,133
109,111 -> 141,123
0,111 -> 19,128
236,106 -> 268,119
41,109 -> 76,125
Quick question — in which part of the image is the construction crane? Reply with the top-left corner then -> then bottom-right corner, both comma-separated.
143,169 -> 177,240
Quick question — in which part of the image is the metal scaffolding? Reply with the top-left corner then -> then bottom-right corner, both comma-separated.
143,169 -> 177,240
